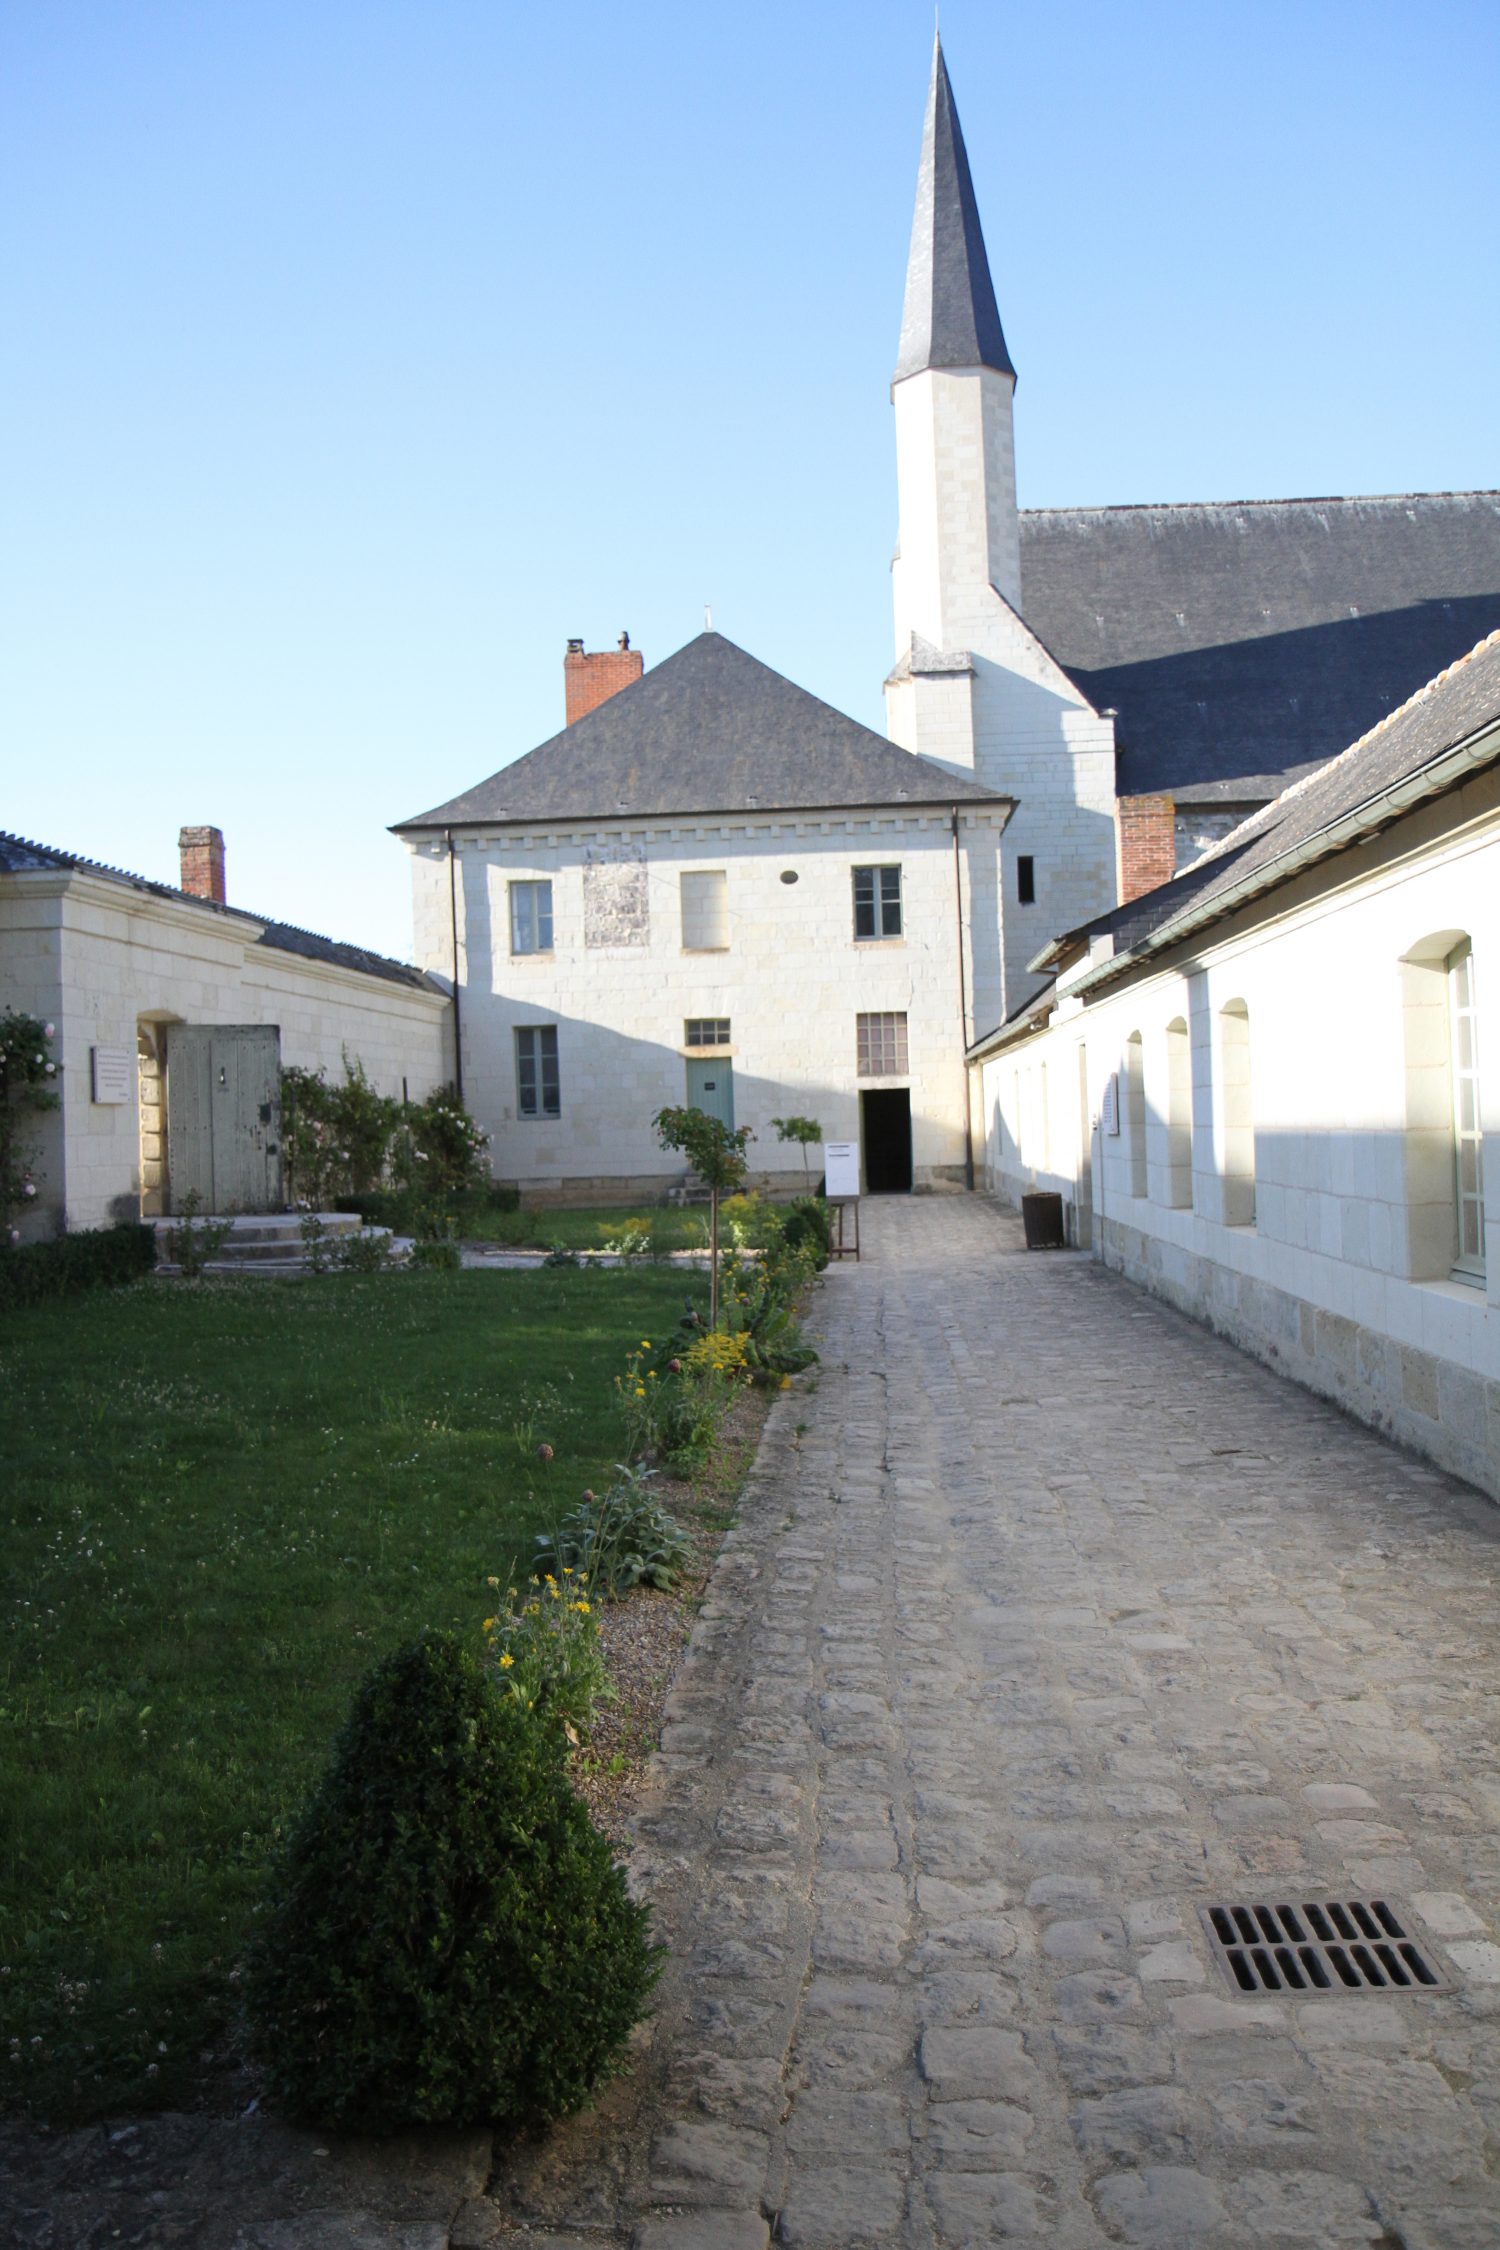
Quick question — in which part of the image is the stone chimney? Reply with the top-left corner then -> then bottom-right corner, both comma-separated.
564,632 -> 643,726
1115,794 -> 1176,905
179,824 -> 226,904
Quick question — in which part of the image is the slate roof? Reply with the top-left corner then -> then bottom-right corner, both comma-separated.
0,832 -> 441,992
1077,631 -> 1500,991
394,632 -> 1007,829
1020,491 -> 1500,803
893,36 -> 1015,388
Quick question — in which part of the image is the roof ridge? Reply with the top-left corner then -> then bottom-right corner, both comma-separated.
1021,490 -> 1500,520
0,829 -> 428,981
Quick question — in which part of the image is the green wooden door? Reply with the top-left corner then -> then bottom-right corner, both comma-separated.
685,1057 -> 734,1132
166,1025 -> 283,1212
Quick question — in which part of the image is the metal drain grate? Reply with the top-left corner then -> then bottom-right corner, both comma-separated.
1200,1896 -> 1453,1997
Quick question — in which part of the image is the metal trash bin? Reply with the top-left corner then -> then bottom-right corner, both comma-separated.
1021,1190 -> 1066,1250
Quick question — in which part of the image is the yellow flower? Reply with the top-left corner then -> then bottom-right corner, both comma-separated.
544,1574 -> 557,1585
573,1599 -> 591,1615
577,1571 -> 588,1585
562,1566 -> 574,1576
548,1582 -> 560,1599
499,1651 -> 515,1669
482,1616 -> 497,1631
640,1339 -> 651,1348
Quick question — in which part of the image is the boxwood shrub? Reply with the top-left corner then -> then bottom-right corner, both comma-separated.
0,1221 -> 156,1312
244,1630 -> 660,2132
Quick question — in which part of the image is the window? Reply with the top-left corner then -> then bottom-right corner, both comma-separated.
510,880 -> 553,956
1165,1016 -> 1192,1208
685,1017 -> 731,1049
1124,1032 -> 1147,1198
853,864 -> 902,939
1017,855 -> 1036,906
515,1026 -> 560,1119
1449,940 -> 1484,1277
1220,1000 -> 1254,1226
857,1011 -> 908,1076
681,870 -> 728,950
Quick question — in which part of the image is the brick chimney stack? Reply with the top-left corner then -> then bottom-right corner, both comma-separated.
564,632 -> 643,726
1115,794 -> 1177,905
179,824 -> 226,903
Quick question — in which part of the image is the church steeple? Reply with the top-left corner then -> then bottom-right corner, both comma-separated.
894,35 -> 1015,388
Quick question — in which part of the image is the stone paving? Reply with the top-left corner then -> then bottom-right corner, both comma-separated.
488,1194 -> 1500,2249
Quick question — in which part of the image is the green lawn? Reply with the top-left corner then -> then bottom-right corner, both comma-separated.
0,1264 -> 705,2123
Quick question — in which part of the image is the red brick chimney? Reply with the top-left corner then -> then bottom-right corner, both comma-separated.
564,632 -> 643,726
1115,793 -> 1176,905
179,824 -> 226,904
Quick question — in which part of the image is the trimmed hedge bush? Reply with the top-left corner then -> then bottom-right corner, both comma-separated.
0,1222 -> 156,1311
782,1195 -> 832,1270
244,1631 -> 660,2132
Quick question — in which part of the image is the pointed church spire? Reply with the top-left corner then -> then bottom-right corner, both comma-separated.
894,35 -> 1015,387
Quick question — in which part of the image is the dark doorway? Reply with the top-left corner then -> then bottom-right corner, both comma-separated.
861,1088 -> 912,1193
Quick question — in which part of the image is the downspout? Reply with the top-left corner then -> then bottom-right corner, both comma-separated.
951,807 -> 974,1190
446,828 -> 464,1104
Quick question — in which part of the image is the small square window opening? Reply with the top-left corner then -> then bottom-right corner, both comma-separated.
857,1011 -> 909,1076
685,1017 -> 731,1049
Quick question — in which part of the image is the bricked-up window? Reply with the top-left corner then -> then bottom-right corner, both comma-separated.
857,1012 -> 908,1077
510,880 -> 553,955
853,864 -> 902,939
685,1018 -> 731,1049
515,1026 -> 560,1119
681,870 -> 729,950
1449,940 -> 1484,1277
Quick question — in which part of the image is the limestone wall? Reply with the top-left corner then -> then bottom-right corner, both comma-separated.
406,809 -> 1009,1199
1,870 -> 451,1236
975,771 -> 1500,1500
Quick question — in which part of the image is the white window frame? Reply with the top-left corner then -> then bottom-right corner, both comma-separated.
509,880 -> 554,957
516,1025 -> 560,1119
853,864 -> 902,940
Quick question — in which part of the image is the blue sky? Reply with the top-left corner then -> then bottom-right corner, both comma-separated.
4,0 -> 1497,962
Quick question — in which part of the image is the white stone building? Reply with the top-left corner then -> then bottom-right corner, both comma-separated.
970,632 -> 1500,1499
1,828 -> 451,1236
395,635 -> 1011,1199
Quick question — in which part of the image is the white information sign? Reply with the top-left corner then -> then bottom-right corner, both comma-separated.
823,1140 -> 860,1199
91,1046 -> 133,1105
1100,1073 -> 1120,1137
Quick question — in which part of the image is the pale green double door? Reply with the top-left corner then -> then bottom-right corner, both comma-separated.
685,1057 -> 734,1131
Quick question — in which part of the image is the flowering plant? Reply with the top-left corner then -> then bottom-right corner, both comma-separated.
0,1011 -> 60,1230
482,1567 -> 608,1735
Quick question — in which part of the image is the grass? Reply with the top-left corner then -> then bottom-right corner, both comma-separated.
0,1263 -> 705,2124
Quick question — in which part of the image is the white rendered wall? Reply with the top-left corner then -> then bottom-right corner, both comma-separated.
888,363 -> 1118,1023
0,871 -> 452,1236
406,809 -> 1009,1197
977,772 -> 1500,1499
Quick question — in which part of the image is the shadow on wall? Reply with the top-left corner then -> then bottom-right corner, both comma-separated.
1070,595 -> 1500,798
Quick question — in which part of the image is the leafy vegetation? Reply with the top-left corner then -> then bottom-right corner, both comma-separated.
532,1465 -> 696,1596
0,1262 -> 702,2122
653,1105 -> 753,1327
245,1632 -> 659,2131
0,1221 -> 155,1310
0,1010 -> 59,1236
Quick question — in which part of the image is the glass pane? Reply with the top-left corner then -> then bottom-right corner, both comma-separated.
536,883 -> 553,950
1459,1141 -> 1479,1197
1461,1204 -> 1481,1259
511,887 -> 531,953
1459,1077 -> 1477,1133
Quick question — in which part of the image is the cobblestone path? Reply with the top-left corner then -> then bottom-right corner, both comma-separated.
536,1194 -> 1500,2250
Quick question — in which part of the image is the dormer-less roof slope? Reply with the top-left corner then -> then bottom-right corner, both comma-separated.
0,832 -> 441,992
394,632 -> 1007,830
892,35 -> 1015,388
972,630 -> 1500,1055
1020,491 -> 1500,802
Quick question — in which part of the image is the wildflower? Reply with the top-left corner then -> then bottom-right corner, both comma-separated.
562,1566 -> 574,1576
485,1575 -> 499,1588
640,1339 -> 651,1348
499,1652 -> 515,1669
572,1599 -> 591,1615
482,1616 -> 497,1631
667,1357 -> 682,1374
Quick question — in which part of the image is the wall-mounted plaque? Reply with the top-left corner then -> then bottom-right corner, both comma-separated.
91,1046 -> 133,1105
